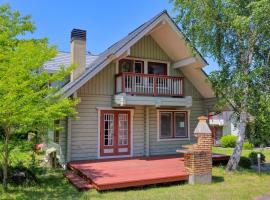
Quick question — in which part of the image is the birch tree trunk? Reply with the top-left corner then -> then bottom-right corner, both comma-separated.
226,111 -> 247,172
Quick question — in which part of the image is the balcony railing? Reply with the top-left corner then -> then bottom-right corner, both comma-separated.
115,72 -> 184,97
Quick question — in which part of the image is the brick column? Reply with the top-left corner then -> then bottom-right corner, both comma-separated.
178,116 -> 213,184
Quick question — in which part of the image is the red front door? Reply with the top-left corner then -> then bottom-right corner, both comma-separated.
100,110 -> 131,157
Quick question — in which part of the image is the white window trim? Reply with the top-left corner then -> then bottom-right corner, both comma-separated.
96,107 -> 134,159
117,57 -> 170,76
157,109 -> 190,142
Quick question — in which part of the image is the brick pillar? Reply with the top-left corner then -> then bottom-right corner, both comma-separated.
183,116 -> 213,184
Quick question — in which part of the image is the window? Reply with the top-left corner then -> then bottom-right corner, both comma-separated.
160,112 -> 173,138
159,111 -> 188,139
148,62 -> 167,75
134,61 -> 144,73
104,113 -> 114,146
119,59 -> 144,73
119,59 -> 133,73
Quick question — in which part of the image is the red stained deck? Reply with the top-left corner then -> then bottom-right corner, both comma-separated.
67,154 -> 229,191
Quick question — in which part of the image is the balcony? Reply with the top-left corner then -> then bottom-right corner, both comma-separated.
115,72 -> 184,97
113,73 -> 191,107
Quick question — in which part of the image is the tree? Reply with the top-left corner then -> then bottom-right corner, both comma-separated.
0,5 -> 78,191
171,0 -> 270,171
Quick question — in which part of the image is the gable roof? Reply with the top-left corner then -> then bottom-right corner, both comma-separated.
43,51 -> 98,73
61,10 -> 213,98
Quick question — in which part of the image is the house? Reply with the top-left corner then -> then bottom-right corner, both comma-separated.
44,10 -> 218,166
209,111 -> 239,145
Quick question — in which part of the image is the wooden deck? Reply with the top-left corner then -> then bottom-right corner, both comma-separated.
66,154 -> 229,191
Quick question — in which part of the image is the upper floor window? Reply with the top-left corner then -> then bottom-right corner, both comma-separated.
148,62 -> 167,75
119,59 -> 133,73
119,59 -> 144,73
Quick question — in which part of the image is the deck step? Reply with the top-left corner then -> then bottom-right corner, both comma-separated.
64,171 -> 94,191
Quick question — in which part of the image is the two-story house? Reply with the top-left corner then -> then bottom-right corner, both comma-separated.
44,10 -> 217,166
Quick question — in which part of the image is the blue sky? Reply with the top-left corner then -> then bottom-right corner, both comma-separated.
3,0 -> 218,73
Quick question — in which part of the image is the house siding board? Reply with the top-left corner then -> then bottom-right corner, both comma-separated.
71,95 -> 111,161
130,35 -> 171,61
133,106 -> 145,156
77,62 -> 116,96
204,97 -> 217,113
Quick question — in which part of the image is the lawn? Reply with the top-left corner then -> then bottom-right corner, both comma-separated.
0,141 -> 270,200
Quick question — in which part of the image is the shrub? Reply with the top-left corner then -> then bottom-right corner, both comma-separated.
238,157 -> 251,169
243,142 -> 254,150
220,135 -> 237,148
249,152 -> 265,165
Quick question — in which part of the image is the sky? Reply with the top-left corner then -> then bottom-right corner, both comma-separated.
3,0 -> 218,74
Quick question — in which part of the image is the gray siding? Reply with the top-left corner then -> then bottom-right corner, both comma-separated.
130,35 -> 171,61
71,95 -> 111,161
133,106 -> 145,156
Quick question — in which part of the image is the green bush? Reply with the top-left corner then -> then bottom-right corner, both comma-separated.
249,152 -> 265,165
243,142 -> 254,150
238,156 -> 251,169
220,135 -> 237,148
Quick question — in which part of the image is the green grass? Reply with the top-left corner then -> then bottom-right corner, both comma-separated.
1,141 -> 270,200
213,146 -> 270,162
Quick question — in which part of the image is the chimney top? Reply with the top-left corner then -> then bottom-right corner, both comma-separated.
71,29 -> 86,42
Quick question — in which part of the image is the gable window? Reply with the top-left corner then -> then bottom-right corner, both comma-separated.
148,62 -> 167,75
159,111 -> 188,139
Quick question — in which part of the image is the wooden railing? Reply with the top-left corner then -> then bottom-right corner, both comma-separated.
115,72 -> 184,97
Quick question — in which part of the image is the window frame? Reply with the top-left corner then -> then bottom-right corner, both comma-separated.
157,110 -> 190,141
159,112 -> 174,139
117,58 -> 169,75
148,62 -> 168,75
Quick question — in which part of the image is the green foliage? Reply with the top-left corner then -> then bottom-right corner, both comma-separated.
0,4 -> 78,190
171,0 -> 270,171
0,4 -> 78,135
220,136 -> 237,148
238,157 -> 252,169
249,152 -> 266,165
246,95 -> 270,147
243,142 -> 254,150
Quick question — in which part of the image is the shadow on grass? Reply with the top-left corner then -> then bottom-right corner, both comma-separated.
98,180 -> 188,194
212,175 -> 224,183
0,169 -> 84,200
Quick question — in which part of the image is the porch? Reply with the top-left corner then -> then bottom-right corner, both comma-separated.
64,154 -> 230,191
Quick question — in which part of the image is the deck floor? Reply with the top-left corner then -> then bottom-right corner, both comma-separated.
68,154 -> 229,190
69,155 -> 188,190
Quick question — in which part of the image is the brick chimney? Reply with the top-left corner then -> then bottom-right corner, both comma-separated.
70,29 -> 86,81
